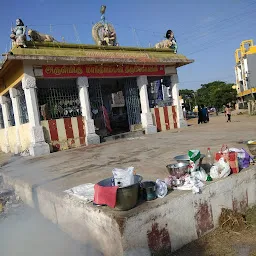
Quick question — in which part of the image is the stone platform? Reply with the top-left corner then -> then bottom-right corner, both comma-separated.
1,158 -> 256,255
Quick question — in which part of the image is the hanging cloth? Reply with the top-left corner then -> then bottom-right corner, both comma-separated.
102,105 -> 112,133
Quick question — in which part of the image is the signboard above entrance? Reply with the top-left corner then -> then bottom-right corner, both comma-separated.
42,64 -> 165,78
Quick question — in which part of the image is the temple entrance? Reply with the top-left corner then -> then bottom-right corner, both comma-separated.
88,78 -> 141,140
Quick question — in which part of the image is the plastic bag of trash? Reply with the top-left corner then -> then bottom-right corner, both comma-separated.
191,167 -> 208,181
188,150 -> 201,173
188,159 -> 200,173
156,179 -> 168,198
176,175 -> 204,194
64,183 -> 95,203
112,167 -> 135,188
229,147 -> 252,169
210,157 -> 231,179
188,149 -> 201,162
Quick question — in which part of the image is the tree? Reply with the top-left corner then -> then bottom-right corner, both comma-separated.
179,89 -> 196,110
196,81 -> 236,110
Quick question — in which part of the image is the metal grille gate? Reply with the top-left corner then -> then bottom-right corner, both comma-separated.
124,78 -> 141,126
0,106 -> 4,129
6,94 -> 15,126
17,85 -> 29,124
37,79 -> 81,120
88,79 -> 105,129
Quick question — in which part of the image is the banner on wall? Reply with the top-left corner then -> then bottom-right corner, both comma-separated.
42,64 -> 165,78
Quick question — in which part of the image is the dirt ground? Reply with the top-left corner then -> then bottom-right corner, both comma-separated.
173,207 -> 256,256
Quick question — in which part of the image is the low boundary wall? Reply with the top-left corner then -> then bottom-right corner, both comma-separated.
1,166 -> 255,256
41,116 -> 86,151
151,106 -> 178,132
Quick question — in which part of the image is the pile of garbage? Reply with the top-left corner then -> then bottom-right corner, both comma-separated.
165,145 -> 254,194
165,149 -> 208,194
64,144 -> 255,211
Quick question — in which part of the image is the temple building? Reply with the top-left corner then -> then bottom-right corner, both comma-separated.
0,17 -> 193,156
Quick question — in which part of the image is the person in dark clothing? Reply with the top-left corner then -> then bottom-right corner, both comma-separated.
198,106 -> 203,124
201,104 -> 209,123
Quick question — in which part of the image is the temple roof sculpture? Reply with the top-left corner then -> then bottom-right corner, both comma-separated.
10,19 -> 27,48
92,5 -> 118,47
2,7 -> 192,71
155,30 -> 178,53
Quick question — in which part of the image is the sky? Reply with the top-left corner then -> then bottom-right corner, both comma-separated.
1,0 -> 256,90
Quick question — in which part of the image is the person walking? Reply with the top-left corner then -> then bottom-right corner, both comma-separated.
225,104 -> 232,122
198,106 -> 203,124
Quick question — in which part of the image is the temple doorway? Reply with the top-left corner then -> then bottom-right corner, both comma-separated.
88,78 -> 141,140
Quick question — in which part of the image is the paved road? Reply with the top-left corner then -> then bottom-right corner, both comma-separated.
0,205 -> 101,256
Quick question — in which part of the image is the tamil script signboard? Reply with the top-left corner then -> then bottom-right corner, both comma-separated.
42,64 -> 165,78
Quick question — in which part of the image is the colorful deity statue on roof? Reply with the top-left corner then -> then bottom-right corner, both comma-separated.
155,29 -> 177,53
10,19 -> 27,48
92,5 -> 118,46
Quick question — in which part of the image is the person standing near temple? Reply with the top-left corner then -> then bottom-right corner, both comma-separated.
198,105 -> 203,124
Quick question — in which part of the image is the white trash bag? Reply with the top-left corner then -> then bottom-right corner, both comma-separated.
156,179 -> 168,198
112,167 -> 135,188
210,165 -> 220,179
210,157 -> 231,179
191,167 -> 208,181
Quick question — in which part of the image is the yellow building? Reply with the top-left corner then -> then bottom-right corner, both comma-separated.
234,40 -> 256,108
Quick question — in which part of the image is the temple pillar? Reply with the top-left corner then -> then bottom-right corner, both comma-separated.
171,74 -> 187,128
0,96 -> 11,152
9,88 -> 22,154
22,73 -> 50,156
77,77 -> 100,145
137,76 -> 157,134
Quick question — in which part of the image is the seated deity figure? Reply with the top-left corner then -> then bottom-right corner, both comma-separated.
102,24 -> 117,46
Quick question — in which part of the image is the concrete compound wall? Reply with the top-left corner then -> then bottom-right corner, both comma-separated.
122,168 -> 256,255
0,128 -> 5,152
18,123 -> 31,151
41,116 -> 86,152
0,123 -> 31,153
7,126 -> 17,153
1,167 -> 256,256
0,116 -> 85,153
151,106 -> 178,132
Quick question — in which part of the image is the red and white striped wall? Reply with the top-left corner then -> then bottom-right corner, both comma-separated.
151,106 -> 178,132
41,116 -> 86,152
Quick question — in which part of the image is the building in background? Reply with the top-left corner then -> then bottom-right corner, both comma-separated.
234,39 -> 256,109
